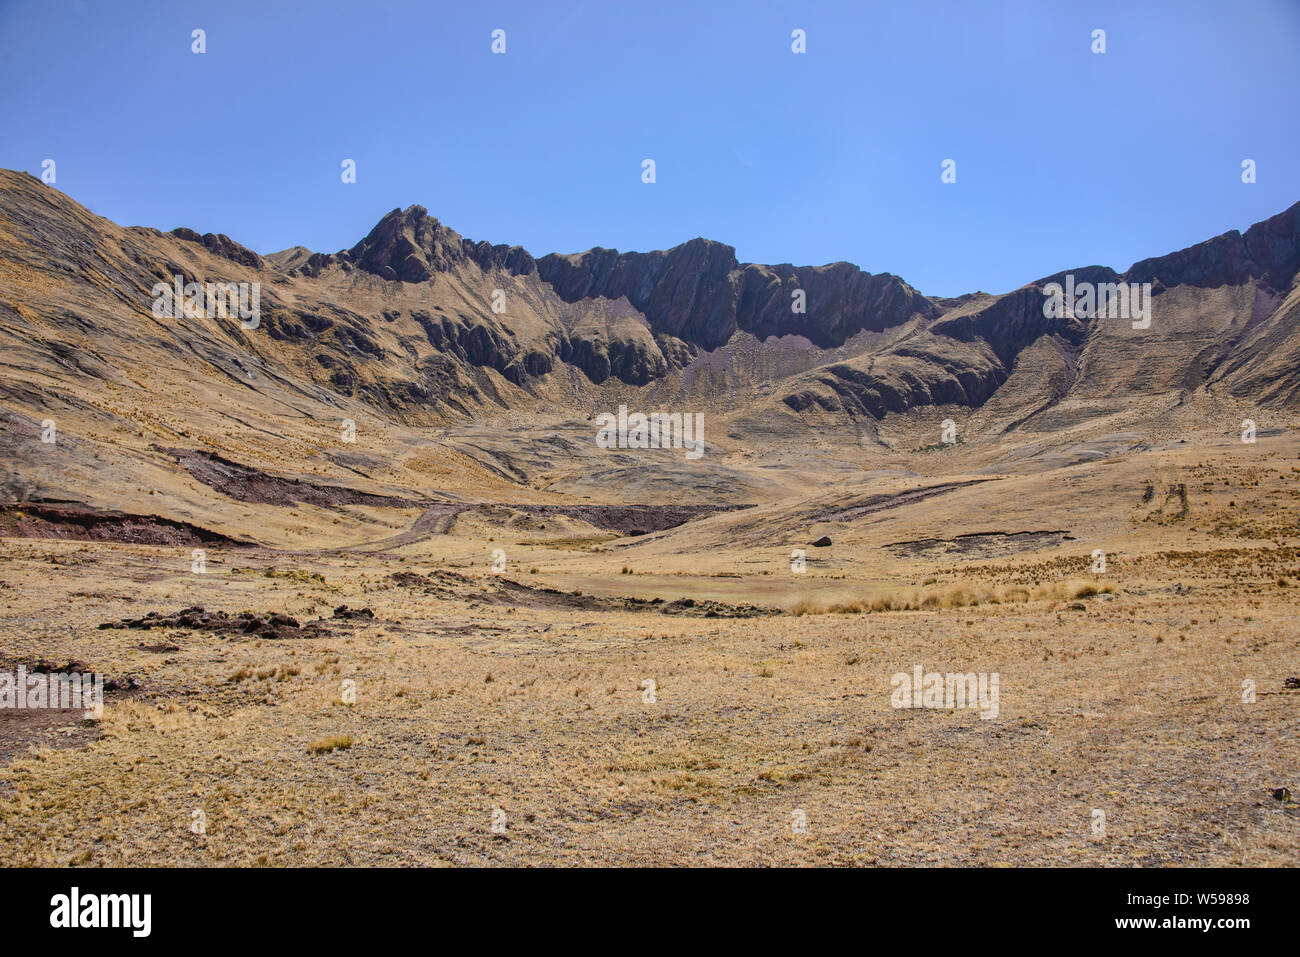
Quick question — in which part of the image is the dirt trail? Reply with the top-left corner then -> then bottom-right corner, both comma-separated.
366,502 -> 748,549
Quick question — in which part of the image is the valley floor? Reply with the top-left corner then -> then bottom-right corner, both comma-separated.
1,530 -> 1295,866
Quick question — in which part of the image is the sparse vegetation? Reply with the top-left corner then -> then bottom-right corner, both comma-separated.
0,183 -> 1295,866
787,579 -> 1115,615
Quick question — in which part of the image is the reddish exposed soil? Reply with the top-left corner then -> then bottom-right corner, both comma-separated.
159,448 -> 428,509
525,503 -> 747,535
816,480 -> 992,523
0,659 -> 141,768
0,503 -> 248,546
160,448 -> 744,537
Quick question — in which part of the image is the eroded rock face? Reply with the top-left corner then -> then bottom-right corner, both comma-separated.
1125,202 -> 1300,293
737,262 -> 937,348
538,239 -> 743,349
411,310 -> 517,376
169,228 -> 263,269
338,206 -> 538,283
781,341 -> 1006,418
345,206 -> 454,281
778,267 -> 1096,420
466,239 -> 537,276
930,275 -> 1095,368
536,241 -> 938,352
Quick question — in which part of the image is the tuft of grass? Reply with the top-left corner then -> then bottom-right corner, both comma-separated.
827,600 -> 869,614
308,735 -> 352,754
1070,581 -> 1115,599
788,580 -> 1076,616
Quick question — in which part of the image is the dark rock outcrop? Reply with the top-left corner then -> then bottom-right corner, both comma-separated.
342,206 -> 536,282
1124,200 -> 1300,293
169,228 -> 263,269
930,274 -> 1096,369
334,205 -> 938,357
536,241 -> 938,351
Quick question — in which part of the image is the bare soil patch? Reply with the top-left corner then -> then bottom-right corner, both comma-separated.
885,529 -> 1074,560
0,658 -> 142,768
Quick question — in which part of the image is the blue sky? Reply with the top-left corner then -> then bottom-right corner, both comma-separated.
1,0 -> 1297,297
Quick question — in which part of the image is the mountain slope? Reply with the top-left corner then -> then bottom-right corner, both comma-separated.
1,167 -> 1297,457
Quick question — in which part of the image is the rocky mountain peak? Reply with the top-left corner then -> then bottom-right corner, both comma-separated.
345,205 -> 465,282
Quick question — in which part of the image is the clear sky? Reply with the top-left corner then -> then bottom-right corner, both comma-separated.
1,0 -> 1297,297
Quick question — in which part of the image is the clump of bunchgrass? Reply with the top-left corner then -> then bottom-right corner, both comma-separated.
308,735 -> 352,754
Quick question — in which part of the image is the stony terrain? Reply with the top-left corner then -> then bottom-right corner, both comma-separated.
0,171 -> 1296,866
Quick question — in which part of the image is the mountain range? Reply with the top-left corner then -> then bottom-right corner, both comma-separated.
1,167 -> 1298,529
3,169 -> 1297,428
